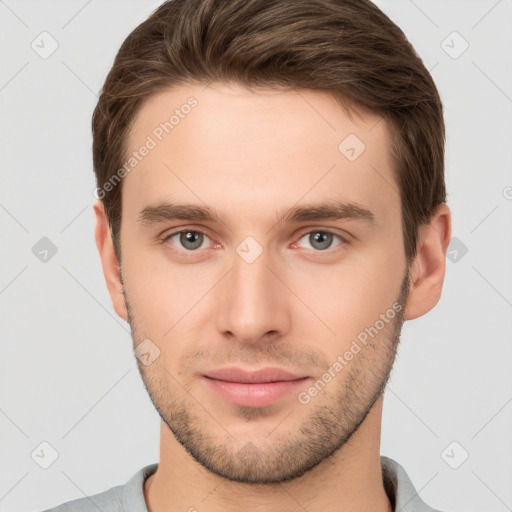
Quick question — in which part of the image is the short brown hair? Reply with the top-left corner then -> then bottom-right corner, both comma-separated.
92,0 -> 446,264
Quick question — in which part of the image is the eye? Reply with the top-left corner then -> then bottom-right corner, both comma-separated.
162,228 -> 347,255
164,229 -> 212,251
295,230 -> 346,251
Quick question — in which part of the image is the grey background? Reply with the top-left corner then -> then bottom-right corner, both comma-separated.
1,0 -> 511,511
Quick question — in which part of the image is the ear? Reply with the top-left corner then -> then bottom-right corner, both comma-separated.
93,200 -> 128,322
403,203 -> 452,321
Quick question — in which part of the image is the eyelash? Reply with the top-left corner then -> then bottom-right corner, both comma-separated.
161,227 -> 349,256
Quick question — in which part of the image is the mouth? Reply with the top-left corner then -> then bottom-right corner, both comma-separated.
202,367 -> 310,408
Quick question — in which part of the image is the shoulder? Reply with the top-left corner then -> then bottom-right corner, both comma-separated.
38,463 -> 158,512
39,485 -> 124,512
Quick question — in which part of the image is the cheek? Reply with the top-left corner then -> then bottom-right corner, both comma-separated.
286,247 -> 404,351
121,220 -> 405,352
121,243 -> 217,333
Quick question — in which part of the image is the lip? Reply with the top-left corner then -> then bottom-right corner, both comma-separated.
203,367 -> 310,408
204,367 -> 306,383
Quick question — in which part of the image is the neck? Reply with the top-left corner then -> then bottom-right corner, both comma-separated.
144,397 -> 392,512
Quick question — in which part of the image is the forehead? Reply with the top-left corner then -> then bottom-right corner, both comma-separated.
123,82 -> 398,228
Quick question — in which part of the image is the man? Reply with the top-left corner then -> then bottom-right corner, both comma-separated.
44,0 -> 451,510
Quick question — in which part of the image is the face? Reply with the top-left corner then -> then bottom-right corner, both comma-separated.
118,82 -> 410,483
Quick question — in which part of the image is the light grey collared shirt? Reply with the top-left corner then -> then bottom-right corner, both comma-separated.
41,456 -> 443,511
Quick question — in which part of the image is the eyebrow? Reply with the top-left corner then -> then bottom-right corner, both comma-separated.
137,200 -> 375,227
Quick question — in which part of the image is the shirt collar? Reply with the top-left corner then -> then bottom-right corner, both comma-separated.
126,457 -> 440,512
381,456 -> 441,512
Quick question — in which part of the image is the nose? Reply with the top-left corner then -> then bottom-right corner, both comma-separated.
215,246 -> 292,345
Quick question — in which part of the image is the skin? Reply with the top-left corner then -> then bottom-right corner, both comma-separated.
94,82 -> 451,512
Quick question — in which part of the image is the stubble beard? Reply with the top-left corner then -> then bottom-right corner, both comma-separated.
125,271 -> 410,484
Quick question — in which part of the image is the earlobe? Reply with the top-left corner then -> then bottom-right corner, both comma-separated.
403,203 -> 452,321
93,200 -> 128,322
